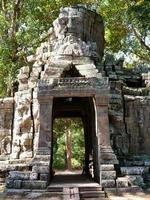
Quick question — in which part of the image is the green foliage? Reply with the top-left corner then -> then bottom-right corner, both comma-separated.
53,118 -> 85,170
98,0 -> 150,64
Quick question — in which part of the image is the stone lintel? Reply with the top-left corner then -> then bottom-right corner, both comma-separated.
38,89 -> 109,99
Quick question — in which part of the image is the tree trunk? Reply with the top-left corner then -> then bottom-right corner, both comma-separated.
65,127 -> 72,171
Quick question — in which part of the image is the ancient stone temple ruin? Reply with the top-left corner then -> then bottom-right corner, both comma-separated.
0,5 -> 150,193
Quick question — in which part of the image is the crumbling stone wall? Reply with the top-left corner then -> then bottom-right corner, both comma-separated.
125,96 -> 150,155
104,54 -> 150,158
0,98 -> 13,160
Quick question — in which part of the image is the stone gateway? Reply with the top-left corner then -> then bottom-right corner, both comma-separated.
0,5 -> 150,192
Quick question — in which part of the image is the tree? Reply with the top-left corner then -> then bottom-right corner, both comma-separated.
53,118 -> 84,170
98,0 -> 150,64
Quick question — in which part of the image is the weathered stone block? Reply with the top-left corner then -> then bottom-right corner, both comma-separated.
32,165 -> 49,173
102,180 -> 115,188
30,173 -> 38,180
101,165 -> 114,171
40,173 -> 49,181
101,170 -> 116,180
127,175 -> 144,186
6,179 -> 14,188
20,151 -> 33,159
22,180 -> 47,189
121,167 -> 148,175
9,171 -> 30,180
13,180 -> 22,189
116,177 -> 128,188
144,160 -> 150,166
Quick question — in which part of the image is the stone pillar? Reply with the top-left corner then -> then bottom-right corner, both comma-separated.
36,97 -> 53,156
95,96 -> 118,164
95,95 -> 118,188
31,97 -> 53,186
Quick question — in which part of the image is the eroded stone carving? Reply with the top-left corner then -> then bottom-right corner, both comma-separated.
0,136 -> 11,155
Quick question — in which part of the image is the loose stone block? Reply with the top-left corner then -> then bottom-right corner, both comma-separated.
116,177 -> 129,188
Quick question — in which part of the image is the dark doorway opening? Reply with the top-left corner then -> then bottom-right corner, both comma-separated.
50,97 -> 100,184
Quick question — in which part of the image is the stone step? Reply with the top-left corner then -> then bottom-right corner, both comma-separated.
47,186 -> 63,192
79,186 -> 102,191
63,187 -> 80,200
79,186 -> 107,199
116,186 -> 143,193
105,185 -> 143,194
80,191 -> 106,198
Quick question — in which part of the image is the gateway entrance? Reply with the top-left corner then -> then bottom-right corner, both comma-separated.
51,97 -> 99,182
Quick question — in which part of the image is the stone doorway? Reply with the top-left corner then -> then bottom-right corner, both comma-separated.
50,97 -> 100,183
36,76 -> 117,188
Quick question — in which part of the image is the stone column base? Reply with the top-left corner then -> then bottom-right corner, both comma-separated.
101,146 -> 118,164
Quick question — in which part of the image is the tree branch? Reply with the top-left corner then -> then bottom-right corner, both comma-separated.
12,0 -> 21,34
10,0 -> 21,61
2,0 -> 8,19
132,26 -> 150,53
130,49 -> 150,62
